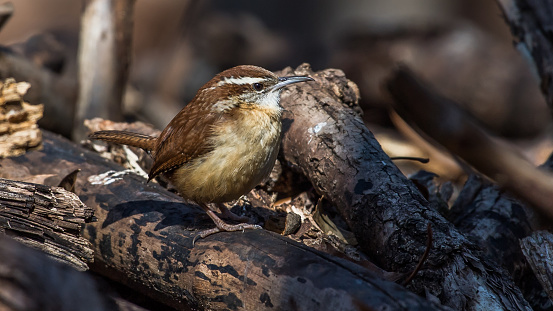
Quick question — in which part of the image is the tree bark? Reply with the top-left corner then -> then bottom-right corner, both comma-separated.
520,231 -> 553,304
0,78 -> 43,157
450,174 -> 550,310
277,64 -> 531,310
0,177 -> 94,271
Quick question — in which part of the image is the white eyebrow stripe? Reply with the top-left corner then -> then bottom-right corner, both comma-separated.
218,77 -> 265,86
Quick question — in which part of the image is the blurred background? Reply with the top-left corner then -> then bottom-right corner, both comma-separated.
0,0 -> 550,180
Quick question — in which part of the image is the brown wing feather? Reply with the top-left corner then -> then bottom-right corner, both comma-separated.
148,102 -> 224,180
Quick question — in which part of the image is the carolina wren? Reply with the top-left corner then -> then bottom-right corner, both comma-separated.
89,65 -> 313,238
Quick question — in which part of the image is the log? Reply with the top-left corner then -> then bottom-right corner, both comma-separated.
450,174 -> 550,310
277,64 -> 531,310
386,65 -> 553,310
520,231 -> 553,303
0,235 -> 147,311
0,177 -> 94,271
0,130 -> 449,310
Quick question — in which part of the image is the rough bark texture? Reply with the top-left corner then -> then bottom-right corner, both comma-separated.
0,177 -> 94,271
450,174 -> 551,310
520,231 -> 553,304
0,130 -> 448,310
496,0 -> 553,114
277,64 -> 531,310
0,78 -> 43,157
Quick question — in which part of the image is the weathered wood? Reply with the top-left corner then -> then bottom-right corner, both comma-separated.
520,231 -> 553,303
278,64 -> 531,310
385,65 -> 553,308
74,0 -> 135,141
1,130 -> 449,310
450,174 -> 551,310
0,78 -> 43,157
0,235 -> 148,311
0,177 -> 94,271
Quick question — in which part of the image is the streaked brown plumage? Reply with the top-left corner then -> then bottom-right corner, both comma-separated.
89,65 -> 313,238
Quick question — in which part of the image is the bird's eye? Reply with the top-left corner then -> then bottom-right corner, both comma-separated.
253,83 -> 264,91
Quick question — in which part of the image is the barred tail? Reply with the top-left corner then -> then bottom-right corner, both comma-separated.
89,130 -> 156,151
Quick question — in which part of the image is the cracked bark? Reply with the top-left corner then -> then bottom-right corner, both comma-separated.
278,64 -> 531,310
450,174 -> 550,310
520,231 -> 553,303
0,177 -> 94,271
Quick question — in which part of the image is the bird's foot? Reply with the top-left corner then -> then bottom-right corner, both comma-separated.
196,221 -> 262,239
193,208 -> 261,244
216,203 -> 250,222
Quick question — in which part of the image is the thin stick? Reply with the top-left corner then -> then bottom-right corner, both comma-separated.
402,223 -> 433,286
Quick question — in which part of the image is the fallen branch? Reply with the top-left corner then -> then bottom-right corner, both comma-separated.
450,175 -> 550,310
278,64 -> 530,310
0,235 -> 146,311
520,231 -> 553,303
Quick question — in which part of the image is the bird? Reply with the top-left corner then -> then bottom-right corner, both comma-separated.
89,65 -> 313,238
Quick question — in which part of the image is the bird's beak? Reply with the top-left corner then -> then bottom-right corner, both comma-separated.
272,76 -> 314,91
